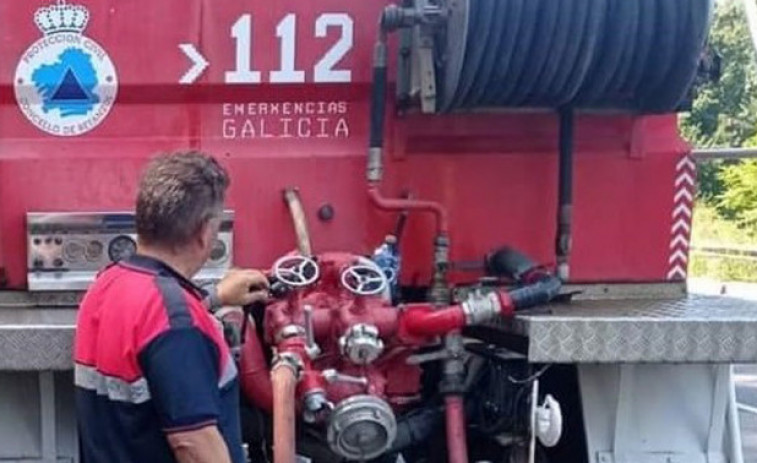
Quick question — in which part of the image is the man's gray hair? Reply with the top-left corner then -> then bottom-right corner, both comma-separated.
136,151 -> 230,247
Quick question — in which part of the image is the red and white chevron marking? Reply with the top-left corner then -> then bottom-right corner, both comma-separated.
667,155 -> 696,280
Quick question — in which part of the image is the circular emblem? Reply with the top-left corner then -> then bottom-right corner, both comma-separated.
14,4 -> 118,137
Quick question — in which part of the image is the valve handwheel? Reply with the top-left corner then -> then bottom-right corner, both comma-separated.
273,255 -> 320,287
340,265 -> 388,296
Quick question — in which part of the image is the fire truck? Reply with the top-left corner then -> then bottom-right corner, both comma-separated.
0,0 -> 748,462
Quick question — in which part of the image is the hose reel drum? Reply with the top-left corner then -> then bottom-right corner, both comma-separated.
395,0 -> 717,114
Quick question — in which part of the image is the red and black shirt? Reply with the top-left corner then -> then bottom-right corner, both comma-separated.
74,255 -> 243,463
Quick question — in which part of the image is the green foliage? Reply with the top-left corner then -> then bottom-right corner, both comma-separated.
679,0 -> 757,205
689,254 -> 757,282
676,1 -> 757,281
689,203 -> 757,282
679,0 -> 757,150
717,159 -> 757,231
697,161 -> 727,202
692,203 -> 755,244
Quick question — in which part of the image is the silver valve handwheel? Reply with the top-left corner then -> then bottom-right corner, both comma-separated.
340,265 -> 388,296
273,255 -> 320,288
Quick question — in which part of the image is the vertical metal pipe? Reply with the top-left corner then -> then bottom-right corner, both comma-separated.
272,364 -> 298,463
444,395 -> 469,463
283,188 -> 312,257
367,34 -> 388,184
728,365 -> 745,463
555,108 -> 574,281
40,371 -> 57,463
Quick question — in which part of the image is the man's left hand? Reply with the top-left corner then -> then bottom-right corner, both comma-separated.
216,268 -> 270,307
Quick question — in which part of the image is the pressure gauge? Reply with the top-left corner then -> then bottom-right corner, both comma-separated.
62,240 -> 86,262
210,239 -> 227,262
107,235 -> 136,262
86,240 -> 104,261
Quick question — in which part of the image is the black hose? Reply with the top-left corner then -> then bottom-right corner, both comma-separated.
555,108 -> 574,280
546,0 -> 590,104
367,38 -> 388,183
449,0 -> 496,109
438,0 -> 714,113
484,246 -> 562,310
508,274 -> 562,311
485,246 -> 538,281
370,51 -> 387,150
389,406 -> 445,453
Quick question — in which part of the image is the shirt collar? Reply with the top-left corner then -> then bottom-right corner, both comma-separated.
119,254 -> 206,299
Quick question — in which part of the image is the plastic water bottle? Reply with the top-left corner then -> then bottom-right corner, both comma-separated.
372,235 -> 401,302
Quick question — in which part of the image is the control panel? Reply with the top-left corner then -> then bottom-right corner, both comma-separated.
27,212 -> 234,291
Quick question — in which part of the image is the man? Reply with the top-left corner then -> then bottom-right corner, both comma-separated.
74,151 -> 267,463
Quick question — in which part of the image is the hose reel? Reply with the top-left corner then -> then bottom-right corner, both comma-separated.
396,0 -> 715,113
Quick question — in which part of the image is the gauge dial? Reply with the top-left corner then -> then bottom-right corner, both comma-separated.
62,240 -> 85,262
107,235 -> 136,262
209,239 -> 227,262
86,240 -> 104,261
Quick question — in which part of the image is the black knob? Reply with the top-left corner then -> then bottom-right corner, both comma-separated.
53,258 -> 64,268
32,258 -> 44,268
54,237 -> 62,245
317,204 -> 335,222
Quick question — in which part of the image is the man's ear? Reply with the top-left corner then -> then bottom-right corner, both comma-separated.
197,220 -> 213,250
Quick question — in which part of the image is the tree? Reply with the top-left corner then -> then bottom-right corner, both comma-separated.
679,0 -> 757,202
718,160 -> 757,234
680,0 -> 757,148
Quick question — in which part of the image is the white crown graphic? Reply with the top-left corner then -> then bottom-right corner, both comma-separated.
34,0 -> 89,35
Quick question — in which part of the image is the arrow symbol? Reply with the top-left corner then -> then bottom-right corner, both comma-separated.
668,249 -> 688,264
179,43 -> 209,85
671,203 -> 692,219
675,172 -> 695,187
667,266 -> 687,280
674,188 -> 694,203
672,220 -> 691,234
676,156 -> 696,172
670,234 -> 689,249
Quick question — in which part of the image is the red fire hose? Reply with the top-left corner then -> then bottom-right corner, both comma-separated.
400,304 -> 466,338
272,363 -> 298,463
239,318 -> 274,412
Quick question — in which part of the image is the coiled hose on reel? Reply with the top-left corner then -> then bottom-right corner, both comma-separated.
437,0 -> 714,113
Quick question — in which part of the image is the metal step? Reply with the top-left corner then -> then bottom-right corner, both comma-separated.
0,308 -> 75,370
501,294 -> 757,363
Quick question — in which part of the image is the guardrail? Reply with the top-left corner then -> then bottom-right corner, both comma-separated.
692,148 -> 757,162
691,245 -> 757,262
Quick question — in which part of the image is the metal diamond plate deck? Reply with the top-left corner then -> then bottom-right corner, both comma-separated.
0,309 -> 76,370
3,294 -> 757,370
502,295 -> 757,363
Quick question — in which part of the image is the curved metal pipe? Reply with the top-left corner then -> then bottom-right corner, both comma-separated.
368,187 -> 450,236
283,188 -> 312,257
